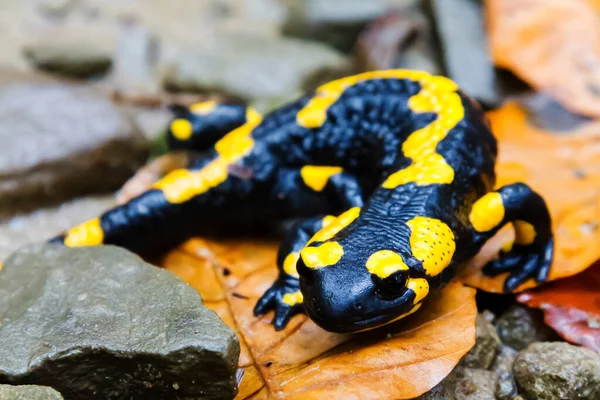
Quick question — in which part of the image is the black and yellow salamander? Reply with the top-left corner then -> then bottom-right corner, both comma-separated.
49,70 -> 554,333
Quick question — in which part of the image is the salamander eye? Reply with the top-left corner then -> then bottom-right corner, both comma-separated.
374,270 -> 408,299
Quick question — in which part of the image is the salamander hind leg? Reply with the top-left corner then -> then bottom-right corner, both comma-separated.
254,215 -> 335,330
469,182 -> 554,292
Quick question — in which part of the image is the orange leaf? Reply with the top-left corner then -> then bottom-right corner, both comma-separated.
459,100 -> 600,292
516,263 -> 600,352
162,238 -> 477,399
486,0 -> 600,118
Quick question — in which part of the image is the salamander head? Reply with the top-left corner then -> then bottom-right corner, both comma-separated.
296,238 -> 430,334
167,100 -> 251,151
296,215 -> 456,333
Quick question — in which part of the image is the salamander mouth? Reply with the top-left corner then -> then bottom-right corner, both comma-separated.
304,305 -> 402,334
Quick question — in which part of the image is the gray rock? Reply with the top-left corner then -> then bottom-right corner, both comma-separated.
110,22 -> 160,95
23,24 -> 115,78
37,0 -> 76,17
459,312 -> 500,369
514,342 -> 600,400
162,33 -> 350,102
0,244 -> 240,399
0,385 -> 64,400
0,195 -> 115,261
0,79 -> 148,218
418,367 -> 497,400
496,305 -> 558,350
430,0 -> 499,107
281,0 -> 396,53
492,345 -> 519,400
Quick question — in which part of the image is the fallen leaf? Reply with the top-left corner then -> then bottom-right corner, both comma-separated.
516,263 -> 600,352
486,0 -> 600,118
161,238 -> 477,399
459,100 -> 600,292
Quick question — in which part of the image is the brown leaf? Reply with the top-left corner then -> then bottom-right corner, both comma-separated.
486,0 -> 600,118
162,238 -> 477,399
517,262 -> 600,352
459,101 -> 600,292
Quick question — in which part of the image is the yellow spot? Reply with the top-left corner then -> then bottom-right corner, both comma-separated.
0,263 -> 3,271
366,250 -> 409,279
322,215 -> 336,227
407,216 -> 455,276
154,108 -> 262,203
283,252 -> 300,278
307,207 -> 361,245
170,119 -> 193,141
296,69 -> 461,187
282,290 -> 304,306
300,166 -> 343,192
300,242 -> 344,269
64,218 -> 104,247
514,220 -> 536,245
382,79 -> 463,188
297,69 -> 458,129
407,278 -> 429,304
189,100 -> 217,115
470,192 -> 505,232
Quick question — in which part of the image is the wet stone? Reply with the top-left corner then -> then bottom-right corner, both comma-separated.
491,345 -> 519,400
459,312 -> 500,369
162,33 -> 350,103
514,342 -> 600,400
0,385 -> 64,400
0,244 -> 240,400
495,305 -> 558,350
23,24 -> 115,78
0,79 -> 148,218
418,367 -> 497,400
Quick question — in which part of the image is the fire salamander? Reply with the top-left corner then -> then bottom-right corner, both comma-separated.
49,70 -> 554,333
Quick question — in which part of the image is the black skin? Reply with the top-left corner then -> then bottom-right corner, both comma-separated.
49,73 -> 554,333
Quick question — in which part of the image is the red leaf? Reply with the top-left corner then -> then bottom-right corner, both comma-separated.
517,263 -> 600,352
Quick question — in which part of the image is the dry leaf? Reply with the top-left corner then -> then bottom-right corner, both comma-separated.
486,0 -> 600,118
517,263 -> 600,352
161,238 -> 477,399
459,101 -> 600,292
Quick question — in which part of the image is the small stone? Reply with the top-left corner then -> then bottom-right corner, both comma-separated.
162,33 -> 350,103
459,312 -> 500,369
491,345 -> 519,400
514,342 -> 600,400
430,0 -> 499,107
496,305 -> 558,350
23,24 -> 115,78
0,244 -> 240,399
0,78 -> 148,218
418,367 -> 497,400
0,384 -> 64,400
0,195 -> 115,260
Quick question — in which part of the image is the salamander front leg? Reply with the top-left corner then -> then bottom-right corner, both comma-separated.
254,215 -> 334,330
469,182 -> 554,292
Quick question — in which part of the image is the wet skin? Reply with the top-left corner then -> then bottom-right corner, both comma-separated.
49,70 -> 554,333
